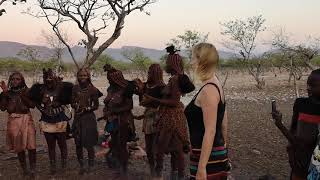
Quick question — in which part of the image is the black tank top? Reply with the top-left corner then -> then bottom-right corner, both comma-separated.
184,83 -> 226,149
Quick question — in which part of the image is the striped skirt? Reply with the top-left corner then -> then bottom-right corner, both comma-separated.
190,146 -> 230,180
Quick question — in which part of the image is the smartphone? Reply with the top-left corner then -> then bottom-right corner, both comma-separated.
272,100 -> 277,112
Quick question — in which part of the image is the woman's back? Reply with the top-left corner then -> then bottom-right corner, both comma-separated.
185,82 -> 226,148
185,81 -> 230,179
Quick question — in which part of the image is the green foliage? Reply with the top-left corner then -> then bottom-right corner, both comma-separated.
0,57 -> 73,73
121,48 -> 155,72
311,56 -> 320,66
220,59 -> 246,69
168,30 -> 209,60
220,15 -> 266,59
92,54 -> 131,72
17,47 -> 40,62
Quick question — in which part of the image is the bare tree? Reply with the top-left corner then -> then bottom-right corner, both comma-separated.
0,0 -> 26,16
272,29 -> 320,98
220,15 -> 267,89
27,0 -> 156,69
41,30 -> 69,75
272,29 -> 320,71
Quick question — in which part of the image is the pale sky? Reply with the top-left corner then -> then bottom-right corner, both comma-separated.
0,0 -> 320,50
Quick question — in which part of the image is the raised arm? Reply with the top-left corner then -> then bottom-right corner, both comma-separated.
144,77 -> 180,107
0,81 -> 8,111
272,103 -> 296,144
0,92 -> 8,111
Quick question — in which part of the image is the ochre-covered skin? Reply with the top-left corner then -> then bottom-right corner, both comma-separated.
71,68 -> 102,173
0,72 -> 37,176
142,52 -> 190,179
0,73 -> 35,114
103,66 -> 135,175
136,64 -> 165,175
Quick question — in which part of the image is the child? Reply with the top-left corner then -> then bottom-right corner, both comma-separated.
273,69 -> 320,180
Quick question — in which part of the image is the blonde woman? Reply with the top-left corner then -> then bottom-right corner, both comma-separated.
185,43 -> 230,180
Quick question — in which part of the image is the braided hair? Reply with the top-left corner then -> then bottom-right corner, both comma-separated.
8,71 -> 27,90
165,48 -> 195,94
43,68 -> 60,82
147,64 -> 165,87
105,64 -> 128,88
166,53 -> 184,75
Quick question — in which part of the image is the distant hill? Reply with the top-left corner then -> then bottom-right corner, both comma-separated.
0,41 -> 235,62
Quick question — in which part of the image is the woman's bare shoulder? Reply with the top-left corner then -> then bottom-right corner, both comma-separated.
198,83 -> 221,106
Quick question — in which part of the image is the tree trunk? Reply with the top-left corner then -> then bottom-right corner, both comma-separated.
293,73 -> 299,98
222,71 -> 229,89
248,66 -> 265,89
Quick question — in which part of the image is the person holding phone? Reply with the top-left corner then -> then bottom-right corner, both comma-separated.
272,69 -> 320,180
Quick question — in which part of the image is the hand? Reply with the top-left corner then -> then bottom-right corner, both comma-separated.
39,123 -> 44,134
272,110 -> 283,127
196,167 -> 207,180
142,94 -> 154,104
0,81 -> 8,92
133,78 -> 144,93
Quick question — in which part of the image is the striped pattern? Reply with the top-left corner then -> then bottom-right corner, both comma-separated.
189,146 -> 230,180
298,113 -> 320,124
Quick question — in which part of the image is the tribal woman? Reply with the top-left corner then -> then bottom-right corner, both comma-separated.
29,68 -> 73,175
103,65 -> 135,177
0,72 -> 37,177
142,46 -> 194,179
71,68 -> 102,174
134,64 -> 165,176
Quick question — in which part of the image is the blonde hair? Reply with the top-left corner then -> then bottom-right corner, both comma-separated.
192,43 -> 219,81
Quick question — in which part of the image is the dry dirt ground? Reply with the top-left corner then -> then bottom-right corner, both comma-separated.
0,70 -> 312,180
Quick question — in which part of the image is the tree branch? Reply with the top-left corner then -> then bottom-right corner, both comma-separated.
40,9 -> 80,69
0,0 -> 6,6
